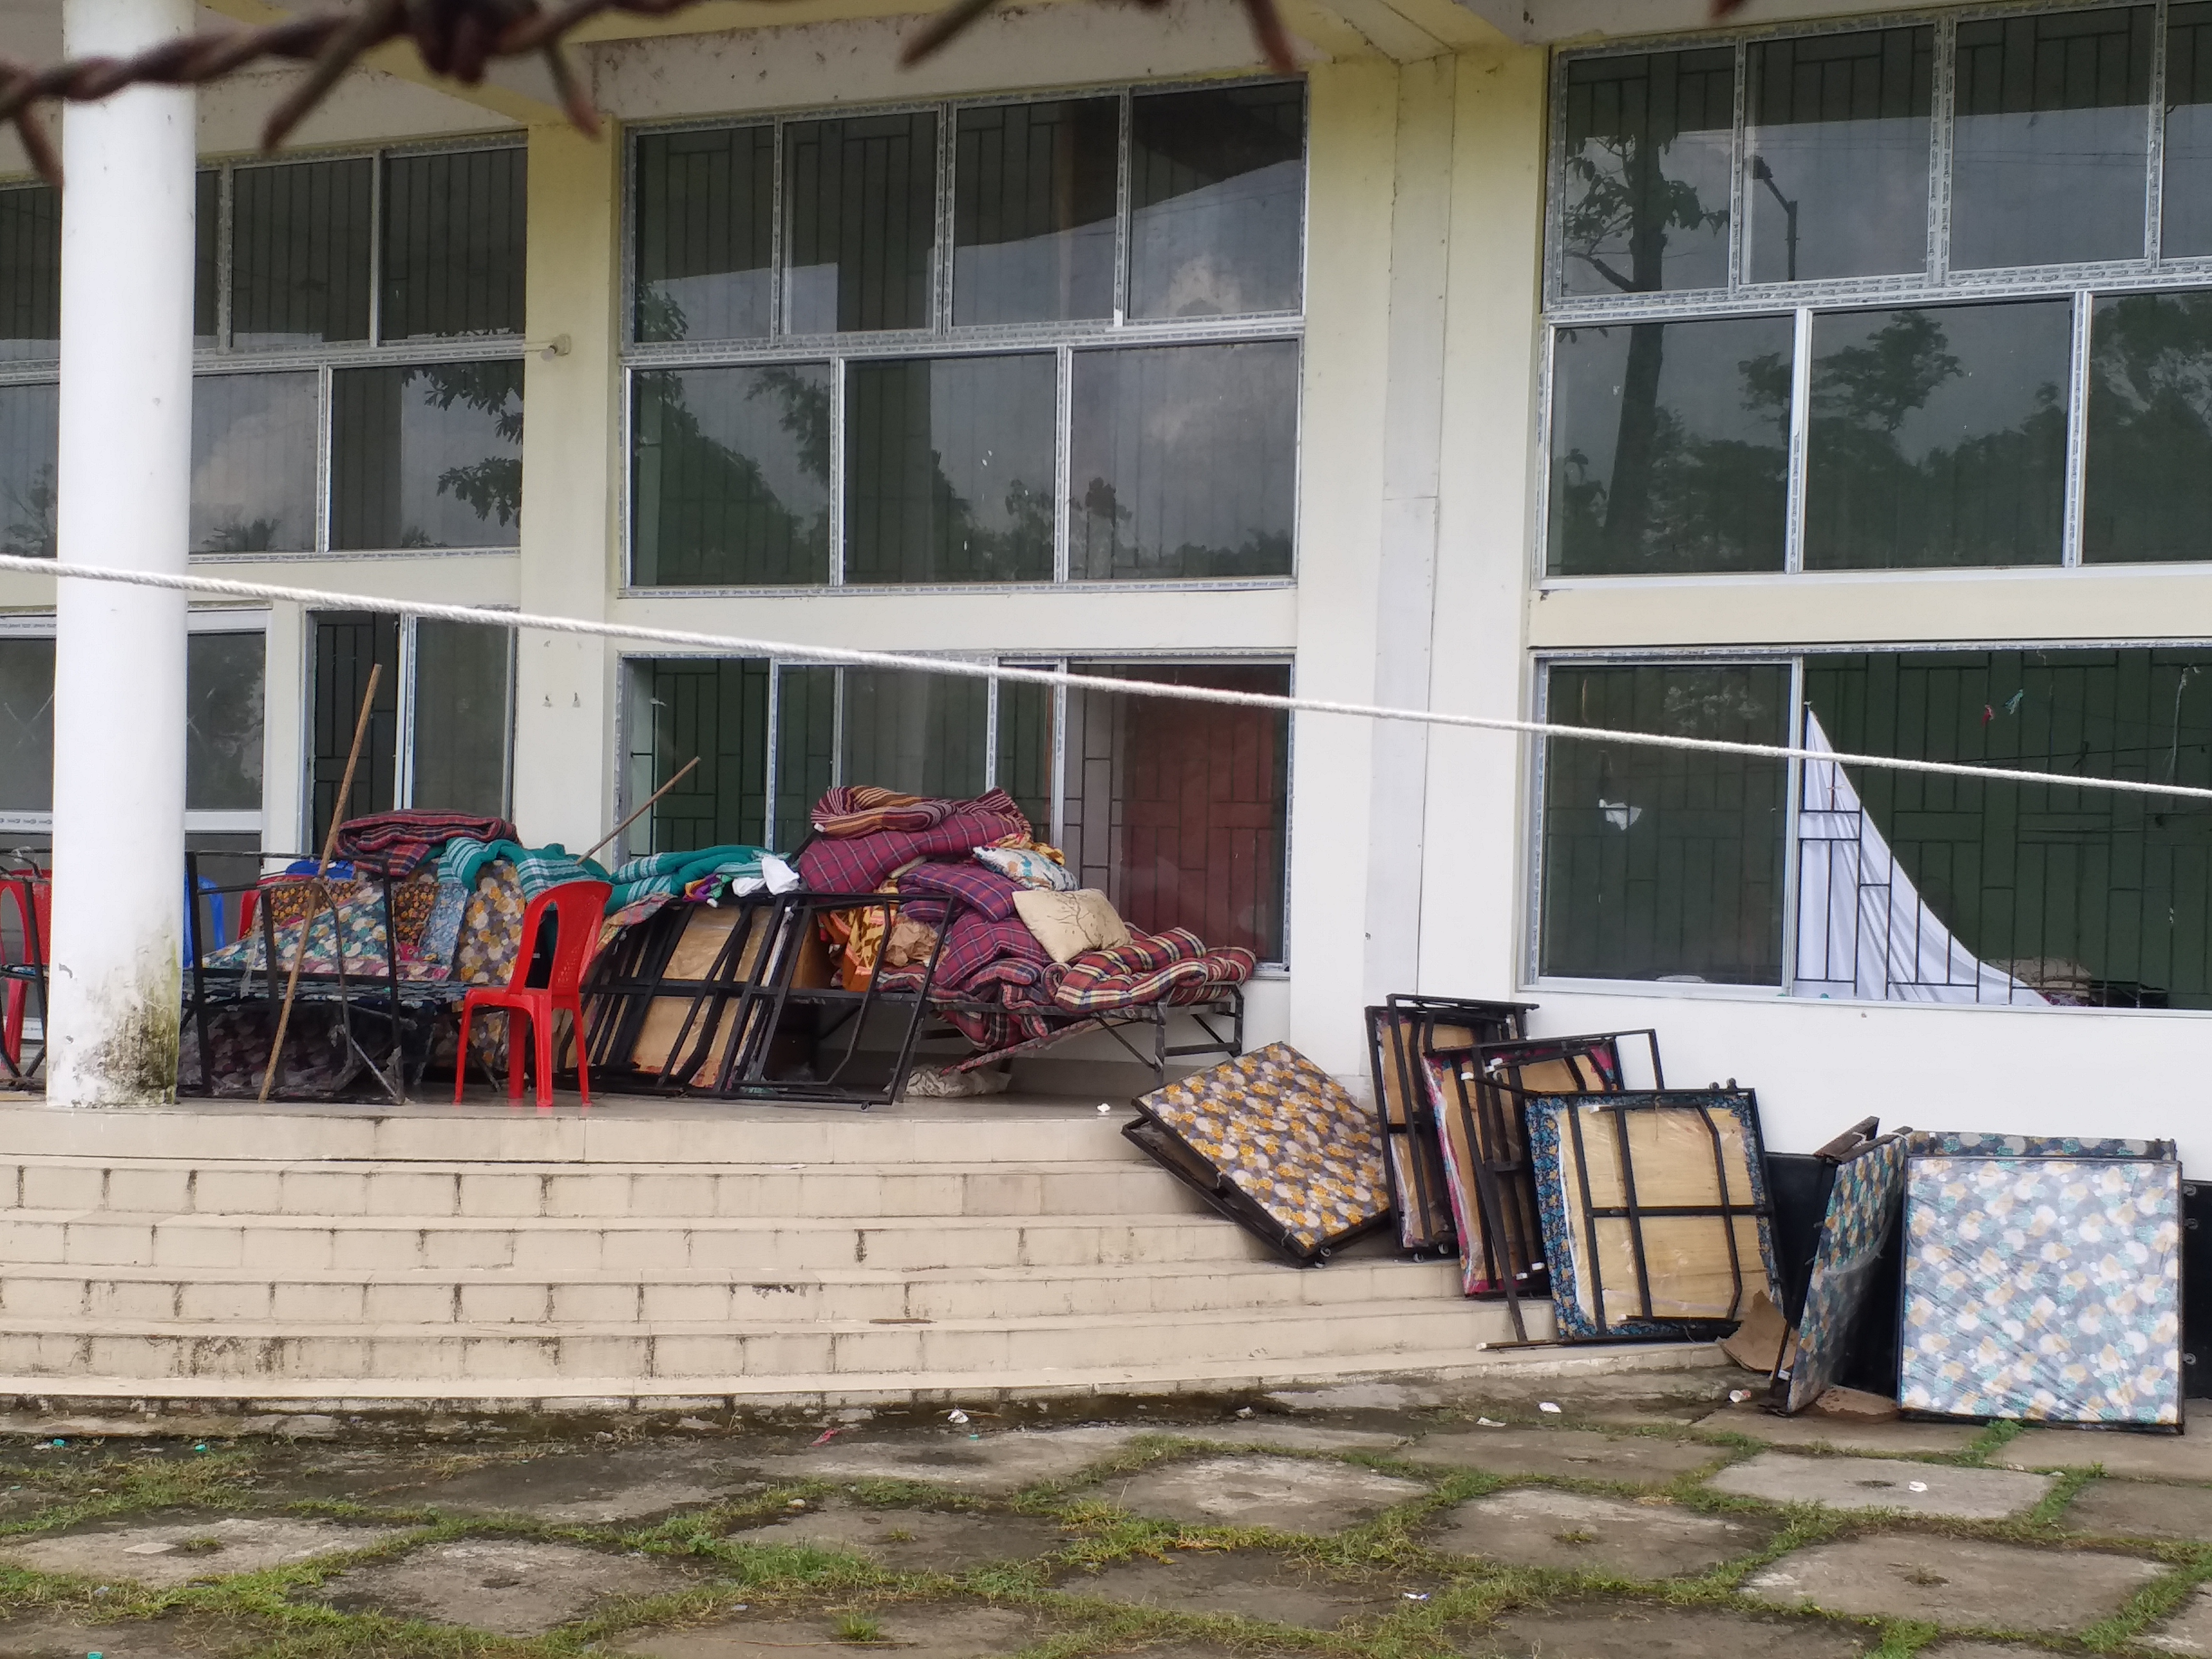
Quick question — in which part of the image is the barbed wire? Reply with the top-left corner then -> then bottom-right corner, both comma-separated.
0,0 -> 1299,188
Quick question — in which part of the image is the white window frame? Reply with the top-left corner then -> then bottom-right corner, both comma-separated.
618,78 -> 1310,596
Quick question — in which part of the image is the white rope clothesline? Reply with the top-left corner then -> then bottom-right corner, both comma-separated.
9,550 -> 2212,805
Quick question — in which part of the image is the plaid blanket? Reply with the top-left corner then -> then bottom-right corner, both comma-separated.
898,859 -> 1023,922
336,811 -> 517,877
813,786 -> 959,838
797,790 -> 1031,893
1056,928 -> 1255,1012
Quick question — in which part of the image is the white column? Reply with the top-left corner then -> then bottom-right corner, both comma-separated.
45,0 -> 196,1105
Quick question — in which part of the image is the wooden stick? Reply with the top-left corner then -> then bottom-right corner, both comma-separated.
577,754 -> 700,864
257,663 -> 382,1104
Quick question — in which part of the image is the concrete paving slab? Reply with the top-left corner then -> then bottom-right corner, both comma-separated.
1920,1647 -> 2053,1659
1189,1421 -> 1409,1452
1,1514 -> 401,1588
1055,1550 -> 1405,1630
377,1446 -> 761,1522
1100,1454 -> 1425,1533
1999,1424 -> 2212,1479
1707,1452 -> 2052,1519
1741,1535 -> 2162,1633
242,1447 -> 510,1506
754,1426 -> 1138,1494
0,1615 -> 253,1659
2143,1585 -> 2212,1653
1403,1428 -> 1725,1485
1468,1602 -> 1872,1657
2060,1478 -> 2212,1541
732,1503 -> 1070,1571
623,1603 -> 1052,1657
1695,1407 -> 1985,1455
1433,1486 -> 1774,1578
314,1537 -> 686,1636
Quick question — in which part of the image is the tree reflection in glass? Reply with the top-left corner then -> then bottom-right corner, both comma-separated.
631,364 -> 832,586
1559,48 -> 1734,296
1743,27 -> 1932,283
2083,289 -> 2212,563
1803,302 -> 2068,569
330,362 -> 524,552
1547,315 -> 1791,576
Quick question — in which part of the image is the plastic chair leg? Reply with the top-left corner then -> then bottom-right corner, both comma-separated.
534,1005 -> 556,1111
506,1009 -> 530,1102
573,1012 -> 592,1109
452,1004 -> 473,1104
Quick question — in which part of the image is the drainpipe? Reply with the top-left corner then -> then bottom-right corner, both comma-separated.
45,0 -> 195,1105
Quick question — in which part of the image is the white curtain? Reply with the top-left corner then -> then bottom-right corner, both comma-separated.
1793,711 -> 2044,1005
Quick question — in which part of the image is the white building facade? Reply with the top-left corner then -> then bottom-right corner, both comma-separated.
3,0 -> 2210,1161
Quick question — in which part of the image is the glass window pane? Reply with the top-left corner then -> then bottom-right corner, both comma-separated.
192,372 -> 318,555
774,663 -> 835,853
231,158 -> 373,349
0,637 -> 53,813
194,170 -> 218,348
1539,662 -> 1788,986
0,383 -> 57,560
635,126 -> 774,344
1129,84 -> 1304,320
185,631 -> 264,813
409,620 -> 511,817
1804,301 -> 2069,570
0,185 -> 59,361
2083,289 -> 2212,563
381,148 -> 525,341
2166,4 -> 2212,255
1744,28 -> 1932,283
1805,649 -> 2212,1008
839,667 -> 988,800
845,354 -> 1056,584
1070,340 -> 1297,580
1062,662 -> 1289,960
954,98 -> 1118,326
624,658 -> 769,854
1560,49 -> 1734,296
310,612 -> 398,848
996,675 -> 1055,840
783,113 -> 937,335
1547,315 -> 1791,576
331,361 -> 523,551
1951,9 -> 2153,271
631,364 -> 830,586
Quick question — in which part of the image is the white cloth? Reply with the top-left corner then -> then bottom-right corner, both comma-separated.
1792,711 -> 2044,1006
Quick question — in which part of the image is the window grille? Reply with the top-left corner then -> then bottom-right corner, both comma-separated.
0,143 -> 527,562
1535,645 -> 2212,1010
622,654 -> 1292,962
623,82 -> 1306,590
1545,4 -> 2212,576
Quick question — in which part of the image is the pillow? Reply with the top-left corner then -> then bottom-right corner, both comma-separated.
974,845 -> 1077,892
1012,888 -> 1131,963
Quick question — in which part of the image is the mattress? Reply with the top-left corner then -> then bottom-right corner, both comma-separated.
1426,1034 -> 1634,1302
1364,998 -> 1527,1251
1528,1088 -> 1778,1340
1899,1146 -> 2182,1426
1773,1130 -> 1910,1414
1127,1042 -> 1390,1265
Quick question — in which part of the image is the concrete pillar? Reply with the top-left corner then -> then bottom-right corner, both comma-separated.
45,0 -> 196,1104
512,123 -> 620,851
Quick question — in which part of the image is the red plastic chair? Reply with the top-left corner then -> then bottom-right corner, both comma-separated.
1,873 -> 49,1076
454,879 -> 611,1110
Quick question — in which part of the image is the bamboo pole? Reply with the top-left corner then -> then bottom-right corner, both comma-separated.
257,663 -> 381,1104
578,754 -> 700,864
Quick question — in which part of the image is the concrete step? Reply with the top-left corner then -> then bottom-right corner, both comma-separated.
0,1257 -> 1464,1325
0,1209 -> 1288,1274
0,1157 -> 1205,1222
0,1297 -> 1517,1381
0,1104 -> 1144,1168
